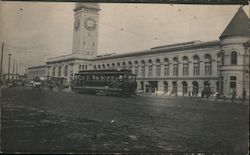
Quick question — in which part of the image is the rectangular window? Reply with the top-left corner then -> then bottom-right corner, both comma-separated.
230,76 -> 237,89
173,64 -> 178,76
205,63 -> 212,76
193,62 -> 200,76
141,66 -> 145,77
135,66 -> 138,76
183,64 -> 189,76
148,65 -> 153,77
156,65 -> 161,76
164,65 -> 169,76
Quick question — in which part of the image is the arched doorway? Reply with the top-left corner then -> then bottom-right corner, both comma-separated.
172,81 -> 177,96
182,81 -> 188,96
192,81 -> 199,96
163,81 -> 168,93
140,81 -> 144,91
203,81 -> 211,98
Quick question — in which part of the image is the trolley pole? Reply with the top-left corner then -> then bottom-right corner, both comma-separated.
7,53 -> 11,82
12,59 -> 15,82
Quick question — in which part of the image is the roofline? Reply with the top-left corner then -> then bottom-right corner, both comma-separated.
93,40 -> 220,61
46,57 -> 91,64
28,65 -> 47,69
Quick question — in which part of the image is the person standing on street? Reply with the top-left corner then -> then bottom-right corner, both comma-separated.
231,89 -> 236,102
242,88 -> 246,102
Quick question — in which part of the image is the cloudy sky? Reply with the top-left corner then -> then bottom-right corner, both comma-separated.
0,2 -> 249,74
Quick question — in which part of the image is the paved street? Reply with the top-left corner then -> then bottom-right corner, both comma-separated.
1,88 -> 248,153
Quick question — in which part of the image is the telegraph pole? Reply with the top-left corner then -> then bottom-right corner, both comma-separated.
12,59 -> 15,82
7,53 -> 11,82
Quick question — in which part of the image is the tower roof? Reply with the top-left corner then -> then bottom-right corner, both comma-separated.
220,7 -> 250,39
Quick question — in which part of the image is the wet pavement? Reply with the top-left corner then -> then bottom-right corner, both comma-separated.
1,88 -> 248,153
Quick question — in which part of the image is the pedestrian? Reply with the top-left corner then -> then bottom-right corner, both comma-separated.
201,89 -> 204,98
242,88 -> 246,102
231,89 -> 236,102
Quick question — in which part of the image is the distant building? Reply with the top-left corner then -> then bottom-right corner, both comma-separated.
3,73 -> 19,82
27,65 -> 48,80
46,4 -> 249,98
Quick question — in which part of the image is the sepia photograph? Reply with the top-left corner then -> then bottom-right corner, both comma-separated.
0,1 -> 249,154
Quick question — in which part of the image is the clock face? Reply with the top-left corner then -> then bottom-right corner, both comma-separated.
84,17 -> 96,31
74,19 -> 80,30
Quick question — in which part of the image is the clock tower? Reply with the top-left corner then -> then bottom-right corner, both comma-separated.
72,3 -> 100,57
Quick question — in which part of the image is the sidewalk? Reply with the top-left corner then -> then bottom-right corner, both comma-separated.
137,93 -> 249,105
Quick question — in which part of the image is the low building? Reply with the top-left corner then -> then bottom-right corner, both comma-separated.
27,65 -> 48,80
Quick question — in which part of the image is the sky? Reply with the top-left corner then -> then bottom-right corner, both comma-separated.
0,2 -> 249,74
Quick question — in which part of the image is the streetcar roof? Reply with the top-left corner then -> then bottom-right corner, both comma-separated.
76,69 -> 136,76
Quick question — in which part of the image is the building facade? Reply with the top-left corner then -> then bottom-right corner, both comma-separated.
46,4 -> 249,98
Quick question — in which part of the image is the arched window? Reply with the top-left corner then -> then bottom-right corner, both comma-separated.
64,65 -> 68,76
193,55 -> 200,76
107,64 -> 110,69
164,58 -> 169,76
102,64 -> 105,69
117,62 -> 120,67
98,64 -> 101,70
231,51 -> 237,65
112,63 -> 115,67
173,57 -> 178,76
205,54 -> 212,76
141,60 -> 145,77
134,61 -> 139,76
148,60 -> 153,77
122,62 -> 126,69
58,66 -> 62,77
128,61 -> 132,71
183,56 -> 189,76
52,67 -> 55,77
217,53 -> 221,74
156,59 -> 161,76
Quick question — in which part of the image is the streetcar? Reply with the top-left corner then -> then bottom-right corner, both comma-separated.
71,69 -> 137,96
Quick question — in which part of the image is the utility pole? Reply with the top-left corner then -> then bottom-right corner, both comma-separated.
0,43 -> 4,97
0,43 -> 4,84
7,53 -> 11,82
12,59 -> 15,82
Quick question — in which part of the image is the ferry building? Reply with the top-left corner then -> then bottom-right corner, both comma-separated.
46,3 -> 250,98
